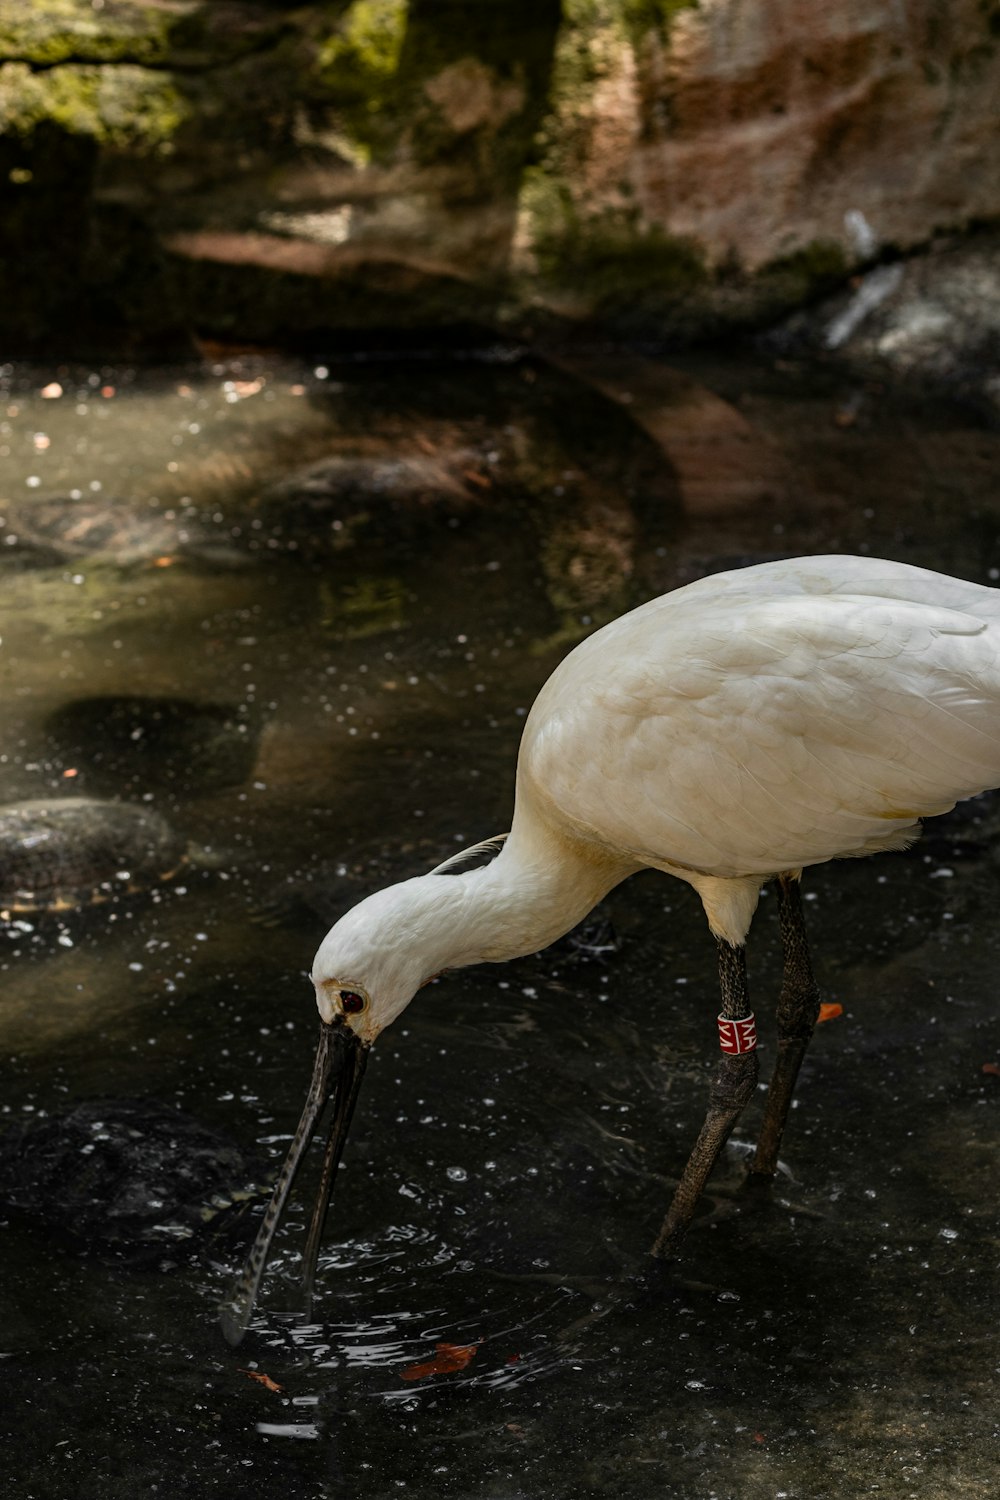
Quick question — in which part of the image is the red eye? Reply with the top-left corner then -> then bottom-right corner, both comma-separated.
341,990 -> 366,1014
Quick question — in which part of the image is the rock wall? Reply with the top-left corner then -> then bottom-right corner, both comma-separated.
649,0 -> 1000,266
1,0 -> 998,352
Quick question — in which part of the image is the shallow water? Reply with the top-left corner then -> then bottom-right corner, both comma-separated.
1,350 -> 999,1499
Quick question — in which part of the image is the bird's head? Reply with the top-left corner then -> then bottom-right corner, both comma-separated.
309,876 -> 446,1044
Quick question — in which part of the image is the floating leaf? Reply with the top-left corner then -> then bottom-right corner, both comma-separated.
400,1341 -> 479,1381
817,1003 -> 843,1023
239,1369 -> 283,1393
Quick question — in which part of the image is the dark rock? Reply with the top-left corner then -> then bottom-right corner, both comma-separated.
0,797 -> 185,914
0,1098 -> 264,1250
44,696 -> 261,799
770,232 -> 1000,421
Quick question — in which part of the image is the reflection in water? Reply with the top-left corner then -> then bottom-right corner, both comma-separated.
1,353 -> 999,1497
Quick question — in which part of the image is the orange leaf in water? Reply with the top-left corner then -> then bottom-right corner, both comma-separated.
400,1342 -> 479,1381
981,1062 -> 1000,1078
239,1369 -> 283,1393
817,1003 -> 843,1024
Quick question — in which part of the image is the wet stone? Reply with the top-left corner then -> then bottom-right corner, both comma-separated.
0,496 -> 249,571
0,797 -> 185,914
0,496 -> 184,566
44,695 -> 261,798
255,451 -> 489,555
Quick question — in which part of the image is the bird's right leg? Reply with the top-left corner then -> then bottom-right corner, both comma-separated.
749,873 -> 821,1179
651,939 -> 759,1258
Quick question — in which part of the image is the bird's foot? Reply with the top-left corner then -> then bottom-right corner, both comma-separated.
625,1256 -> 742,1312
742,1166 -> 777,1199
738,1168 -> 829,1223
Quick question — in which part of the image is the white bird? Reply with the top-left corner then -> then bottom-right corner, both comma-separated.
221,554 -> 1000,1344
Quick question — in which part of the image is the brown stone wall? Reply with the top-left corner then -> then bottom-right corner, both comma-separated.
2,0 -> 999,351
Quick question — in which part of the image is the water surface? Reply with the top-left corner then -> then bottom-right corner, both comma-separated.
1,351 -> 999,1499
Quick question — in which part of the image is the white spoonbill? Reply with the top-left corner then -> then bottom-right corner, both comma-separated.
221,554 -> 1000,1344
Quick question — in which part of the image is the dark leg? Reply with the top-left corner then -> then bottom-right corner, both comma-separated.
749,873 -> 821,1179
651,939 -> 759,1258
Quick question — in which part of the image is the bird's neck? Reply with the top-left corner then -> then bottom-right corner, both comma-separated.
426,821 -> 634,975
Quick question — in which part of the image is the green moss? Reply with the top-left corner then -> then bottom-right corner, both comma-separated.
550,0 -> 697,82
757,240 -> 851,302
548,0 -> 616,96
528,195 -> 707,310
0,0 -> 178,67
620,0 -> 699,45
315,0 -> 407,149
319,575 -> 407,637
0,0 -> 296,73
517,0 -> 704,287
0,61 -> 187,147
319,0 -> 407,83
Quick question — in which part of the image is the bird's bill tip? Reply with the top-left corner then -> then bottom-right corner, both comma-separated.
217,1019 -> 356,1344
218,1298 -> 251,1348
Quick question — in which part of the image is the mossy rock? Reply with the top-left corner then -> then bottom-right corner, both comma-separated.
533,203 -> 708,308
0,60 -> 187,147
0,0 -> 292,71
0,0 -> 176,68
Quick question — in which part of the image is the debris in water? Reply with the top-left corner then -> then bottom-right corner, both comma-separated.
239,1369 -> 283,1393
400,1341 -> 480,1381
817,1002 -> 844,1023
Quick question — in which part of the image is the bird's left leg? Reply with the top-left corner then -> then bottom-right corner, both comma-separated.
749,872 -> 821,1179
651,939 -> 758,1258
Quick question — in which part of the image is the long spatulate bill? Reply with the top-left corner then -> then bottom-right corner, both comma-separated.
219,1021 -> 337,1346
300,1033 -> 369,1321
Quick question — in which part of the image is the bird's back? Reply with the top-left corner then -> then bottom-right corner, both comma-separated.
515,556 -> 1000,880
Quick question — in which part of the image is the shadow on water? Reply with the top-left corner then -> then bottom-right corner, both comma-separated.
1,350 -> 999,1498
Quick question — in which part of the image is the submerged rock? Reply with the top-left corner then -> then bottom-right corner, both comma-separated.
0,496 -> 245,570
0,797 -> 185,914
44,695 -> 260,798
0,1099 -> 263,1248
0,497 -> 183,566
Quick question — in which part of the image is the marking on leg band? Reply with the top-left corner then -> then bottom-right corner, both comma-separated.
718,1013 -> 757,1055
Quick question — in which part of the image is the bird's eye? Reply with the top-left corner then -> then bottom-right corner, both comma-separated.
340,990 -> 366,1014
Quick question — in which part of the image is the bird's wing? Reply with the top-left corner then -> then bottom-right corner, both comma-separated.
517,591 -> 1000,878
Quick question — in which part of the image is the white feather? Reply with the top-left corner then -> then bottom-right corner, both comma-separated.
428,832 -> 509,876
313,556 -> 1000,1032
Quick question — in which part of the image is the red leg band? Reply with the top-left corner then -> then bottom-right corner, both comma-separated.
718,1012 -> 757,1055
